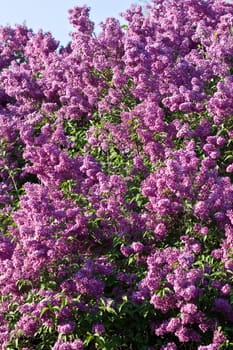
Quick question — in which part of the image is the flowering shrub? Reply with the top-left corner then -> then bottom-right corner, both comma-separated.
0,0 -> 233,349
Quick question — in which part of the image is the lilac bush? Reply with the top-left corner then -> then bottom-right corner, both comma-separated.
0,0 -> 233,349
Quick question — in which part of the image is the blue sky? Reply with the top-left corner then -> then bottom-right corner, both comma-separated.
0,0 -> 140,45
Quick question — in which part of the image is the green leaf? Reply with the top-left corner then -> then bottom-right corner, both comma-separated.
84,333 -> 95,345
40,306 -> 50,317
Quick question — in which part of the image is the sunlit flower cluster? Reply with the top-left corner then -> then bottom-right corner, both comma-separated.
0,0 -> 232,349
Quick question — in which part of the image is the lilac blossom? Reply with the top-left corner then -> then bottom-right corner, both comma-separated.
0,0 -> 232,348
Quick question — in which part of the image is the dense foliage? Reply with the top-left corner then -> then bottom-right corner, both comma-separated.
0,0 -> 233,349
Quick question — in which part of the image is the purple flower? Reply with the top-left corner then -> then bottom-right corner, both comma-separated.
181,303 -> 198,315
220,284 -> 231,296
0,1 -> 233,349
57,321 -> 75,334
166,317 -> 181,332
226,164 -> 233,173
194,201 -> 209,220
52,339 -> 84,350
120,245 -> 133,257
131,241 -> 144,253
16,315 -> 39,337
161,342 -> 177,350
154,222 -> 167,239
213,329 -> 226,345
213,298 -> 233,321
92,323 -> 105,335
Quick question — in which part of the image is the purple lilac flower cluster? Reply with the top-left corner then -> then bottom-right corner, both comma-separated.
0,0 -> 232,349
